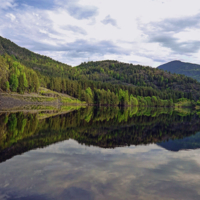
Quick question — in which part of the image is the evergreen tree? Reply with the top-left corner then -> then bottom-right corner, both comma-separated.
9,73 -> 18,92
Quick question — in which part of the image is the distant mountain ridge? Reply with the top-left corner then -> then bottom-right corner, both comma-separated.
158,60 -> 200,82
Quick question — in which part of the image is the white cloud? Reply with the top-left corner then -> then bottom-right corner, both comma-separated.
1,0 -> 200,67
0,0 -> 15,10
6,13 -> 16,21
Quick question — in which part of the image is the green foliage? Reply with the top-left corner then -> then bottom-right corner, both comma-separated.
4,115 -> 8,124
130,95 -> 138,106
23,72 -> 28,88
0,56 -> 9,90
94,89 -> 119,105
197,100 -> 200,106
9,73 -> 18,92
5,81 -> 9,91
18,73 -> 25,94
8,114 -> 17,131
0,55 -> 40,93
177,98 -> 189,102
174,98 -> 193,108
85,87 -> 93,97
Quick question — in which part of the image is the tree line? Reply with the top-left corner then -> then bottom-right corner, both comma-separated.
38,75 -> 178,106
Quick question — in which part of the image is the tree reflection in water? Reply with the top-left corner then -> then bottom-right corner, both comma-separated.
0,106 -> 200,163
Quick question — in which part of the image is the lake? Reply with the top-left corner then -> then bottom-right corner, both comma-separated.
0,106 -> 200,200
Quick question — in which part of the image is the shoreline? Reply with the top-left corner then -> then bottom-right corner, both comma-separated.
0,92 -> 197,111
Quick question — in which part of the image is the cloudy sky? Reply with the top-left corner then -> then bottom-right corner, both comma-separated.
1,0 -> 200,67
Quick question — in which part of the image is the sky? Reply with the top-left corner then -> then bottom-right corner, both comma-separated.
1,0 -> 200,67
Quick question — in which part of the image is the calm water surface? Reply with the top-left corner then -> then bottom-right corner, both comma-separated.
0,107 -> 200,200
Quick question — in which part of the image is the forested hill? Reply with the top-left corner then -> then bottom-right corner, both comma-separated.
158,60 -> 200,82
73,60 -> 200,100
0,36 -> 71,77
1,35 -> 200,104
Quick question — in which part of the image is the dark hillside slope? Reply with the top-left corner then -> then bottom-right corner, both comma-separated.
0,36 -> 71,77
158,60 -> 200,82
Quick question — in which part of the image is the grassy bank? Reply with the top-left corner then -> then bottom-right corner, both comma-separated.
0,87 -> 86,111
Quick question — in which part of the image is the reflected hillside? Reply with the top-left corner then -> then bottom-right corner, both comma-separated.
0,106 -> 200,163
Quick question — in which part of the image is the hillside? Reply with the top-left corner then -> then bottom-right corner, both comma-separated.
0,36 -> 71,77
1,35 -> 200,104
72,60 -> 200,101
76,60 -> 199,92
40,59 -> 200,102
158,60 -> 200,82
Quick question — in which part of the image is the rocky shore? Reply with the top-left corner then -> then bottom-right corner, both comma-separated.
0,93 -> 58,110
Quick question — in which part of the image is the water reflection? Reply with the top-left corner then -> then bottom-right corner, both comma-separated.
1,140 -> 200,200
0,107 -> 200,199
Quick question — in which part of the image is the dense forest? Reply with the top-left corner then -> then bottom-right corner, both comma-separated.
0,107 -> 200,162
1,36 -> 200,106
0,54 -> 39,93
158,60 -> 200,82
